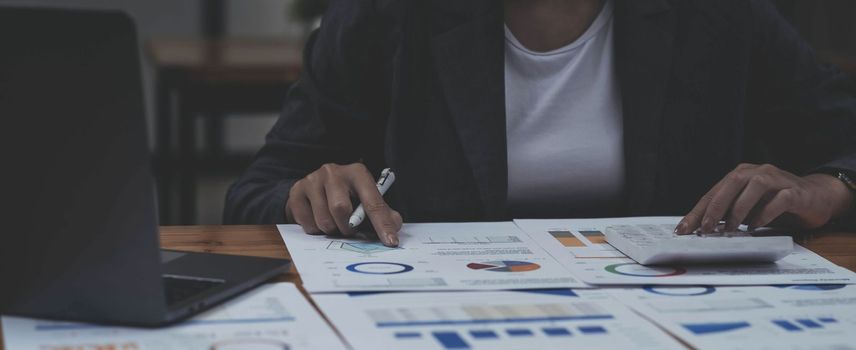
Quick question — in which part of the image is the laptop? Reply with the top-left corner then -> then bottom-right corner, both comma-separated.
0,7 -> 290,326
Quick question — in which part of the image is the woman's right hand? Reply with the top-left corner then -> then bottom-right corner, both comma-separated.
285,163 -> 402,246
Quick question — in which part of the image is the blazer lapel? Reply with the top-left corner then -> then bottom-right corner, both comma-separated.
431,2 -> 508,219
430,0 -> 676,218
614,0 -> 675,214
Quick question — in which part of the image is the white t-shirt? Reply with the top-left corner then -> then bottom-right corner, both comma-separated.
505,0 -> 625,217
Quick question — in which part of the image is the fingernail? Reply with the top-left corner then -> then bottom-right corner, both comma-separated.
674,222 -> 687,234
701,217 -> 710,231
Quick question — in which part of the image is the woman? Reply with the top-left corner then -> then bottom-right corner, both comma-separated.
225,0 -> 856,247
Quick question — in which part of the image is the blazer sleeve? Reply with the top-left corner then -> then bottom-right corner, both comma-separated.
746,0 -> 856,175
223,0 -> 400,224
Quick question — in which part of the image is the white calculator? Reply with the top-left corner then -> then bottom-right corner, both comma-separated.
604,223 -> 793,265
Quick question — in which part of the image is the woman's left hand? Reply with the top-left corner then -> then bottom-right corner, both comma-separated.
675,163 -> 854,234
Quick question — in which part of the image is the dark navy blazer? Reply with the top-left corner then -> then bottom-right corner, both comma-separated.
224,0 -> 856,224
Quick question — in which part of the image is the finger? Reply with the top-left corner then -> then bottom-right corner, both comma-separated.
285,199 -> 296,224
676,180 -> 724,234
725,174 -> 783,231
749,189 -> 797,229
288,189 -> 320,234
701,169 -> 755,232
305,183 -> 338,235
347,167 -> 400,246
391,210 -> 404,228
325,179 -> 356,236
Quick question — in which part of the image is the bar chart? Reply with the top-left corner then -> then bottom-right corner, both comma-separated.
315,290 -> 685,350
612,285 -> 856,349
388,325 -> 613,350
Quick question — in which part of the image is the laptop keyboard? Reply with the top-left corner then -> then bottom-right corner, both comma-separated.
162,275 -> 225,306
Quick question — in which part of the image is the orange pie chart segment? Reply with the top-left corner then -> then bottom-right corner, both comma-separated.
467,260 -> 541,272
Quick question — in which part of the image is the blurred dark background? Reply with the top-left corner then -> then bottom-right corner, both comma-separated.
0,0 -> 852,225
775,0 -> 856,75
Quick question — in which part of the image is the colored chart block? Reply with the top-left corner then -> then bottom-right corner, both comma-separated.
469,330 -> 498,339
682,322 -> 751,335
772,320 -> 802,332
580,230 -> 607,244
548,230 -> 586,247
466,260 -> 541,272
543,327 -> 572,337
433,332 -> 470,349
506,329 -> 534,337
578,325 -> 608,334
796,319 -> 823,329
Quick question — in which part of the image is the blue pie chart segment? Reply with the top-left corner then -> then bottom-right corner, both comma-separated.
643,285 -> 716,296
346,262 -> 414,275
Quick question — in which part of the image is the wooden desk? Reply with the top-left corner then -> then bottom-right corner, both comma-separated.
158,225 -> 856,273
2,226 -> 854,349
159,225 -> 303,286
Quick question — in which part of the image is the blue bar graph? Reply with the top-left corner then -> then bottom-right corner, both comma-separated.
469,330 -> 498,339
682,322 -> 751,335
796,319 -> 823,329
543,327 -> 572,336
376,314 -> 613,327
772,320 -> 802,332
433,331 -> 471,349
579,325 -> 608,334
394,332 -> 422,339
819,317 -> 838,323
506,328 -> 534,337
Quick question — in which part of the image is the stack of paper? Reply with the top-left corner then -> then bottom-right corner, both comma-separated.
5,217 -> 856,349
277,218 -> 856,349
313,288 -> 686,350
2,283 -> 346,350
514,217 -> 856,286
280,222 -> 588,292
608,284 -> 856,349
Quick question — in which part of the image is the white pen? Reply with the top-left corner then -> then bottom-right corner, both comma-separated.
348,168 -> 396,228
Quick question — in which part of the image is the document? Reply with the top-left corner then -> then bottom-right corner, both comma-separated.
608,284 -> 856,350
312,288 -> 686,350
515,217 -> 856,285
2,283 -> 346,350
278,222 -> 588,292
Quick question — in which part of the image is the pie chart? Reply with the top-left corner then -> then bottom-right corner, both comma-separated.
604,263 -> 686,277
643,285 -> 716,296
467,260 -> 541,272
346,262 -> 414,274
